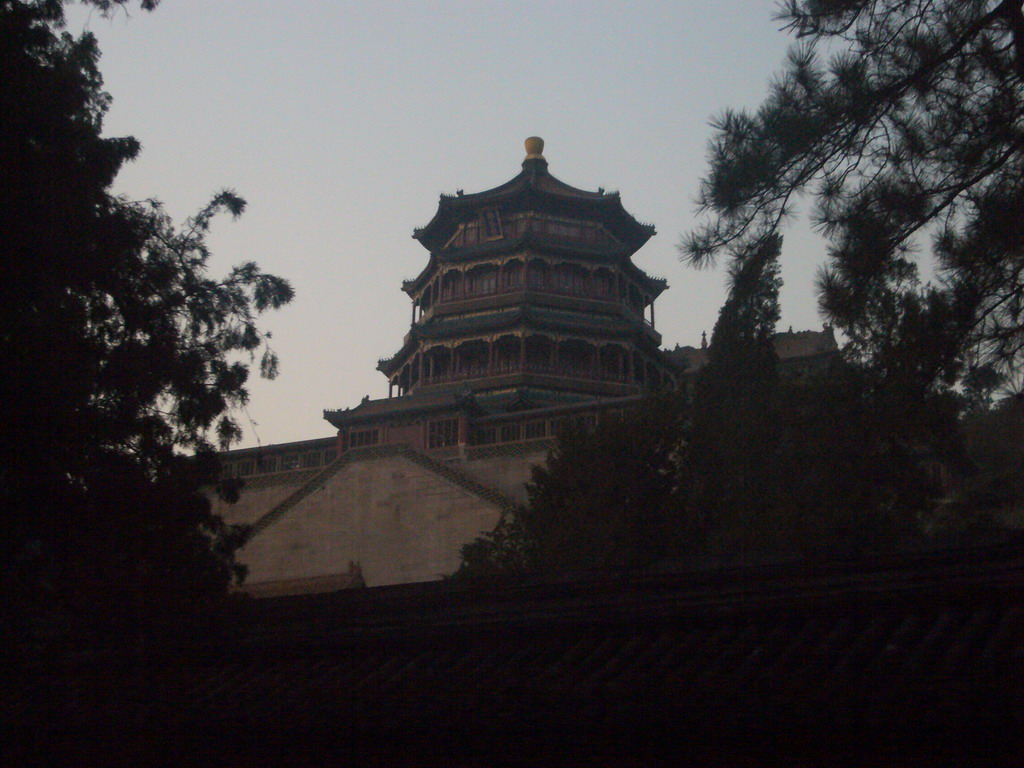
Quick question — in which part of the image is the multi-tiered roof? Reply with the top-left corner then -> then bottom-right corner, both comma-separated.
377,137 -> 675,408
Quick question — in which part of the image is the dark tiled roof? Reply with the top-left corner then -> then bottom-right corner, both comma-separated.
377,304 -> 667,375
413,158 -> 655,252
400,235 -> 668,301
437,231 -> 629,263
12,542 -> 1024,765
234,564 -> 366,597
464,438 -> 556,460
220,435 -> 336,460
472,393 -> 644,424
396,304 -> 648,346
667,327 -> 840,373
324,390 -> 475,427
774,326 -> 839,358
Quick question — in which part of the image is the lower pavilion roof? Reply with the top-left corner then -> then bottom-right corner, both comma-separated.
402,233 -> 668,298
325,387 -> 645,431
324,388 -> 480,429
419,304 -> 644,340
471,391 -> 645,421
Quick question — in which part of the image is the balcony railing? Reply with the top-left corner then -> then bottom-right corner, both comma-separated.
435,283 -> 617,305
418,362 -> 630,388
420,287 -> 650,332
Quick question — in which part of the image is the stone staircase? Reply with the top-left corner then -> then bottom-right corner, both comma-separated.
246,443 -> 520,541
246,453 -> 352,539
397,445 -> 521,513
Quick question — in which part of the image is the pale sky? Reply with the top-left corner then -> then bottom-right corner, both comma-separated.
65,0 -> 830,449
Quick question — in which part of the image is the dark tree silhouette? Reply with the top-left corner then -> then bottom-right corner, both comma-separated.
683,0 -> 1024,394
959,394 -> 1024,520
687,236 -> 784,551
458,392 -> 693,578
1,0 -> 292,650
458,234 -> 959,577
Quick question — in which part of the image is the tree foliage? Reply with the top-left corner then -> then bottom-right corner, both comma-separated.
1,0 -> 292,648
684,234 -> 942,553
959,394 -> 1024,519
458,392 -> 694,578
687,236 -> 785,550
459,233 -> 962,577
683,0 -> 1024,392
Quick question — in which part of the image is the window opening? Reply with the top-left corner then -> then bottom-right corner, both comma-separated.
428,418 -> 459,448
482,209 -> 503,239
349,429 -> 379,449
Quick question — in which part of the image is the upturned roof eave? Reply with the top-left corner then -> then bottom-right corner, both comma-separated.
413,165 -> 654,252
377,338 -> 417,376
402,253 -> 437,295
403,235 -> 662,298
405,247 -> 665,300
622,260 -> 669,297
412,167 -> 534,248
378,306 -> 662,375
323,392 -> 483,429
414,191 -> 654,253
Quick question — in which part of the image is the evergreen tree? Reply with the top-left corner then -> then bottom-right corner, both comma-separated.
688,236 -> 783,551
683,0 -> 1024,392
771,362 -> 949,551
458,392 -> 693,577
1,0 -> 292,650
959,394 -> 1024,521
457,230 -> 956,576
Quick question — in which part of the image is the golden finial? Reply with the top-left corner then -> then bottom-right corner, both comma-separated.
524,136 -> 545,159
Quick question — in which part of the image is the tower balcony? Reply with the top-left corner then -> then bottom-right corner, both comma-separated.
420,361 -> 634,388
386,330 -> 675,399
420,285 -> 621,323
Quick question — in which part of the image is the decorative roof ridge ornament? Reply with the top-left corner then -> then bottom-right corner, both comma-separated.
413,137 -> 653,250
522,136 -> 548,175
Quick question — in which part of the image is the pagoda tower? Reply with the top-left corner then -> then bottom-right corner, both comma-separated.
214,139 -> 837,593
385,137 -> 672,400
325,138 -> 678,452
